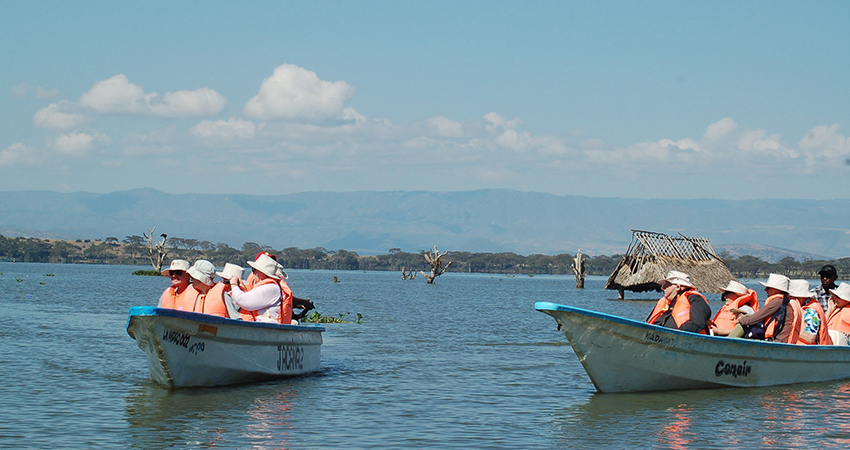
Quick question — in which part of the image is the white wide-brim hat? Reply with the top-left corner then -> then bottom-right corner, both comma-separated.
720,280 -> 748,295
216,263 -> 244,280
830,282 -> 850,302
759,273 -> 790,293
658,270 -> 693,288
247,254 -> 281,280
187,260 -> 216,286
162,259 -> 190,276
787,279 -> 813,298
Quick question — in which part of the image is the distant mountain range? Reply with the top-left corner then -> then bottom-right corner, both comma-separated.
1,188 -> 848,261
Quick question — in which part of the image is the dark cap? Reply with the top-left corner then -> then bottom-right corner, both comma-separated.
819,264 -> 837,278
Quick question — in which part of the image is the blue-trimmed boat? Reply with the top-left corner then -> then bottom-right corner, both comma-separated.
535,301 -> 850,393
127,307 -> 324,388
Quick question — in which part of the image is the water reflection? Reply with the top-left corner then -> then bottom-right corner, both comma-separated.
550,381 -> 850,449
125,380 -> 297,449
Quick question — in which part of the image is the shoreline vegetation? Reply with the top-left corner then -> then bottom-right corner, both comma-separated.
1,234 -> 848,279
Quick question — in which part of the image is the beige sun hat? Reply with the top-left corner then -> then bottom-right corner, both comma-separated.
830,282 -> 850,302
216,263 -> 244,280
759,273 -> 790,293
187,260 -> 216,285
658,270 -> 693,288
787,279 -> 813,298
720,280 -> 748,295
247,254 -> 281,280
162,259 -> 190,276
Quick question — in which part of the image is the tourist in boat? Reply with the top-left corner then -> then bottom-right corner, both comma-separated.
158,259 -> 197,310
213,263 -> 243,319
238,251 -> 314,322
710,280 -> 758,336
812,264 -> 839,312
826,282 -> 850,345
230,253 -> 292,324
730,273 -> 802,343
789,279 -> 832,345
176,260 -> 230,317
646,270 -> 711,334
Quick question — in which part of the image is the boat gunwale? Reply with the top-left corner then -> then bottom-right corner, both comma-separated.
127,306 -> 326,334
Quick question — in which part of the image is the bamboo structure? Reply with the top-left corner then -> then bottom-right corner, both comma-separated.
605,230 -> 736,299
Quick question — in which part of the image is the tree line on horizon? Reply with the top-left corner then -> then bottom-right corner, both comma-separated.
1,233 -> 848,280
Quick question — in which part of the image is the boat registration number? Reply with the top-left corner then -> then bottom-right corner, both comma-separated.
277,345 -> 304,371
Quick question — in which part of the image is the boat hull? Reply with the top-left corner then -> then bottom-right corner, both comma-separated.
127,306 -> 324,388
535,301 -> 850,393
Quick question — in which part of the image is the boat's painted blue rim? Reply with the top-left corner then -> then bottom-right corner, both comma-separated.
534,301 -> 838,350
127,306 -> 325,332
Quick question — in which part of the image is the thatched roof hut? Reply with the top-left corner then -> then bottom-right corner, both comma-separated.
605,230 -> 737,299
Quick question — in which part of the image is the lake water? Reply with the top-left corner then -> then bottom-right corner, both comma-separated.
2,262 -> 850,449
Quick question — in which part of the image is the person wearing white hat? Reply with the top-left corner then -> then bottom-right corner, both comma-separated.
213,263 -> 245,320
710,280 -> 759,337
229,254 -> 288,323
731,273 -> 802,343
826,282 -> 850,346
176,260 -> 230,318
789,279 -> 832,345
158,259 -> 198,310
646,270 -> 711,334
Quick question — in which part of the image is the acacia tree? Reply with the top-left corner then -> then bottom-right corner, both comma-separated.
421,245 -> 452,284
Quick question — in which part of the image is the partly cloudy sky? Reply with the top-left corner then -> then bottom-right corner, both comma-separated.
2,1 -> 849,199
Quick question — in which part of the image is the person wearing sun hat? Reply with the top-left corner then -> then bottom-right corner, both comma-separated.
158,259 -> 197,310
229,253 -> 290,324
731,273 -> 802,343
213,263 -> 244,319
789,279 -> 831,345
173,260 -> 230,317
826,282 -> 850,345
710,280 -> 759,336
646,270 -> 711,334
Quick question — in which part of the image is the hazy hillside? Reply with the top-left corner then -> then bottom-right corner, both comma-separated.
0,189 -> 848,258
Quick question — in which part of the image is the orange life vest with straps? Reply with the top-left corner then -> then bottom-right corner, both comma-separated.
712,289 -> 759,330
171,285 -> 200,312
797,298 -> 832,345
647,289 -> 709,334
764,294 -> 802,343
194,282 -> 228,318
827,304 -> 850,334
237,278 -> 292,324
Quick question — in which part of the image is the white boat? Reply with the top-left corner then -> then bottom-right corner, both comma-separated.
535,301 -> 850,393
127,306 -> 324,388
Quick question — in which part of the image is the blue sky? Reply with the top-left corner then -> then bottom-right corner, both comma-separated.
2,1 -> 849,199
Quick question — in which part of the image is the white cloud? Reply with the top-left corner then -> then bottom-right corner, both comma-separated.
428,116 -> 463,138
495,128 -> 533,151
79,74 -> 225,117
484,112 -> 521,132
798,124 -> 850,159
0,143 -> 38,166
36,87 -> 61,99
12,83 -> 33,98
190,118 -> 256,141
33,101 -> 88,130
736,129 -> 797,158
704,117 -> 737,140
52,131 -> 112,156
243,64 -> 355,121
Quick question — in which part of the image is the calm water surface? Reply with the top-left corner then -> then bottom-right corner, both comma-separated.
2,263 -> 850,449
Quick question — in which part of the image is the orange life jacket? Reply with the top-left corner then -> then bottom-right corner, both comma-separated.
647,289 -> 708,334
711,289 -> 759,330
236,278 -> 290,324
170,285 -> 200,312
194,282 -> 228,318
827,304 -> 850,334
764,295 -> 802,343
797,298 -> 832,345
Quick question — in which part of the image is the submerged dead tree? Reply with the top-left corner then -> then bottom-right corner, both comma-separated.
421,245 -> 452,284
571,249 -> 587,289
144,227 -> 168,272
401,266 -> 416,280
